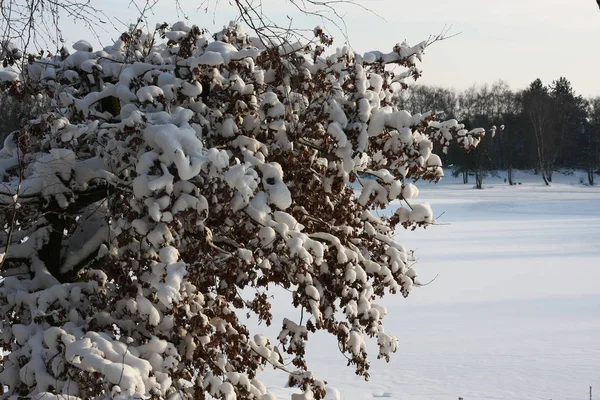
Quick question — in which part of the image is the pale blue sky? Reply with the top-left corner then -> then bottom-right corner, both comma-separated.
62,0 -> 600,97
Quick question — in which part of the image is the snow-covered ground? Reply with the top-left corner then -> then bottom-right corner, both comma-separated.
254,170 -> 600,400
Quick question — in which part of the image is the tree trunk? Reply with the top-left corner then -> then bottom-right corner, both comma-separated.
507,165 -> 513,186
475,170 -> 483,189
588,167 -> 595,186
538,160 -> 551,186
463,170 -> 468,184
40,213 -> 67,278
542,172 -> 550,186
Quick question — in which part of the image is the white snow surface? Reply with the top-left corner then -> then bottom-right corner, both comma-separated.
250,170 -> 600,400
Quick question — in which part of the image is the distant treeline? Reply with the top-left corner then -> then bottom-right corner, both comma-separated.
394,78 -> 600,187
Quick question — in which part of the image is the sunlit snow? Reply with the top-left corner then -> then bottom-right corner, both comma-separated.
252,170 -> 600,400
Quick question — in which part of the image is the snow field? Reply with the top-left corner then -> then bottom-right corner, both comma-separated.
253,170 -> 600,400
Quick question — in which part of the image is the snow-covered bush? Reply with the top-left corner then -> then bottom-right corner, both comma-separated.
0,21 -> 485,400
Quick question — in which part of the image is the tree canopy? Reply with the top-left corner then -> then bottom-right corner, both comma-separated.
0,19 -> 485,400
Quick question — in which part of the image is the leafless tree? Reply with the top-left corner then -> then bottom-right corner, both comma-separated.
523,79 -> 556,185
0,0 -> 107,55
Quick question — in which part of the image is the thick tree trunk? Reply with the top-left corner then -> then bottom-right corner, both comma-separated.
463,170 -> 468,184
40,213 -> 67,277
37,184 -> 110,282
507,165 -> 513,186
588,167 -> 595,186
